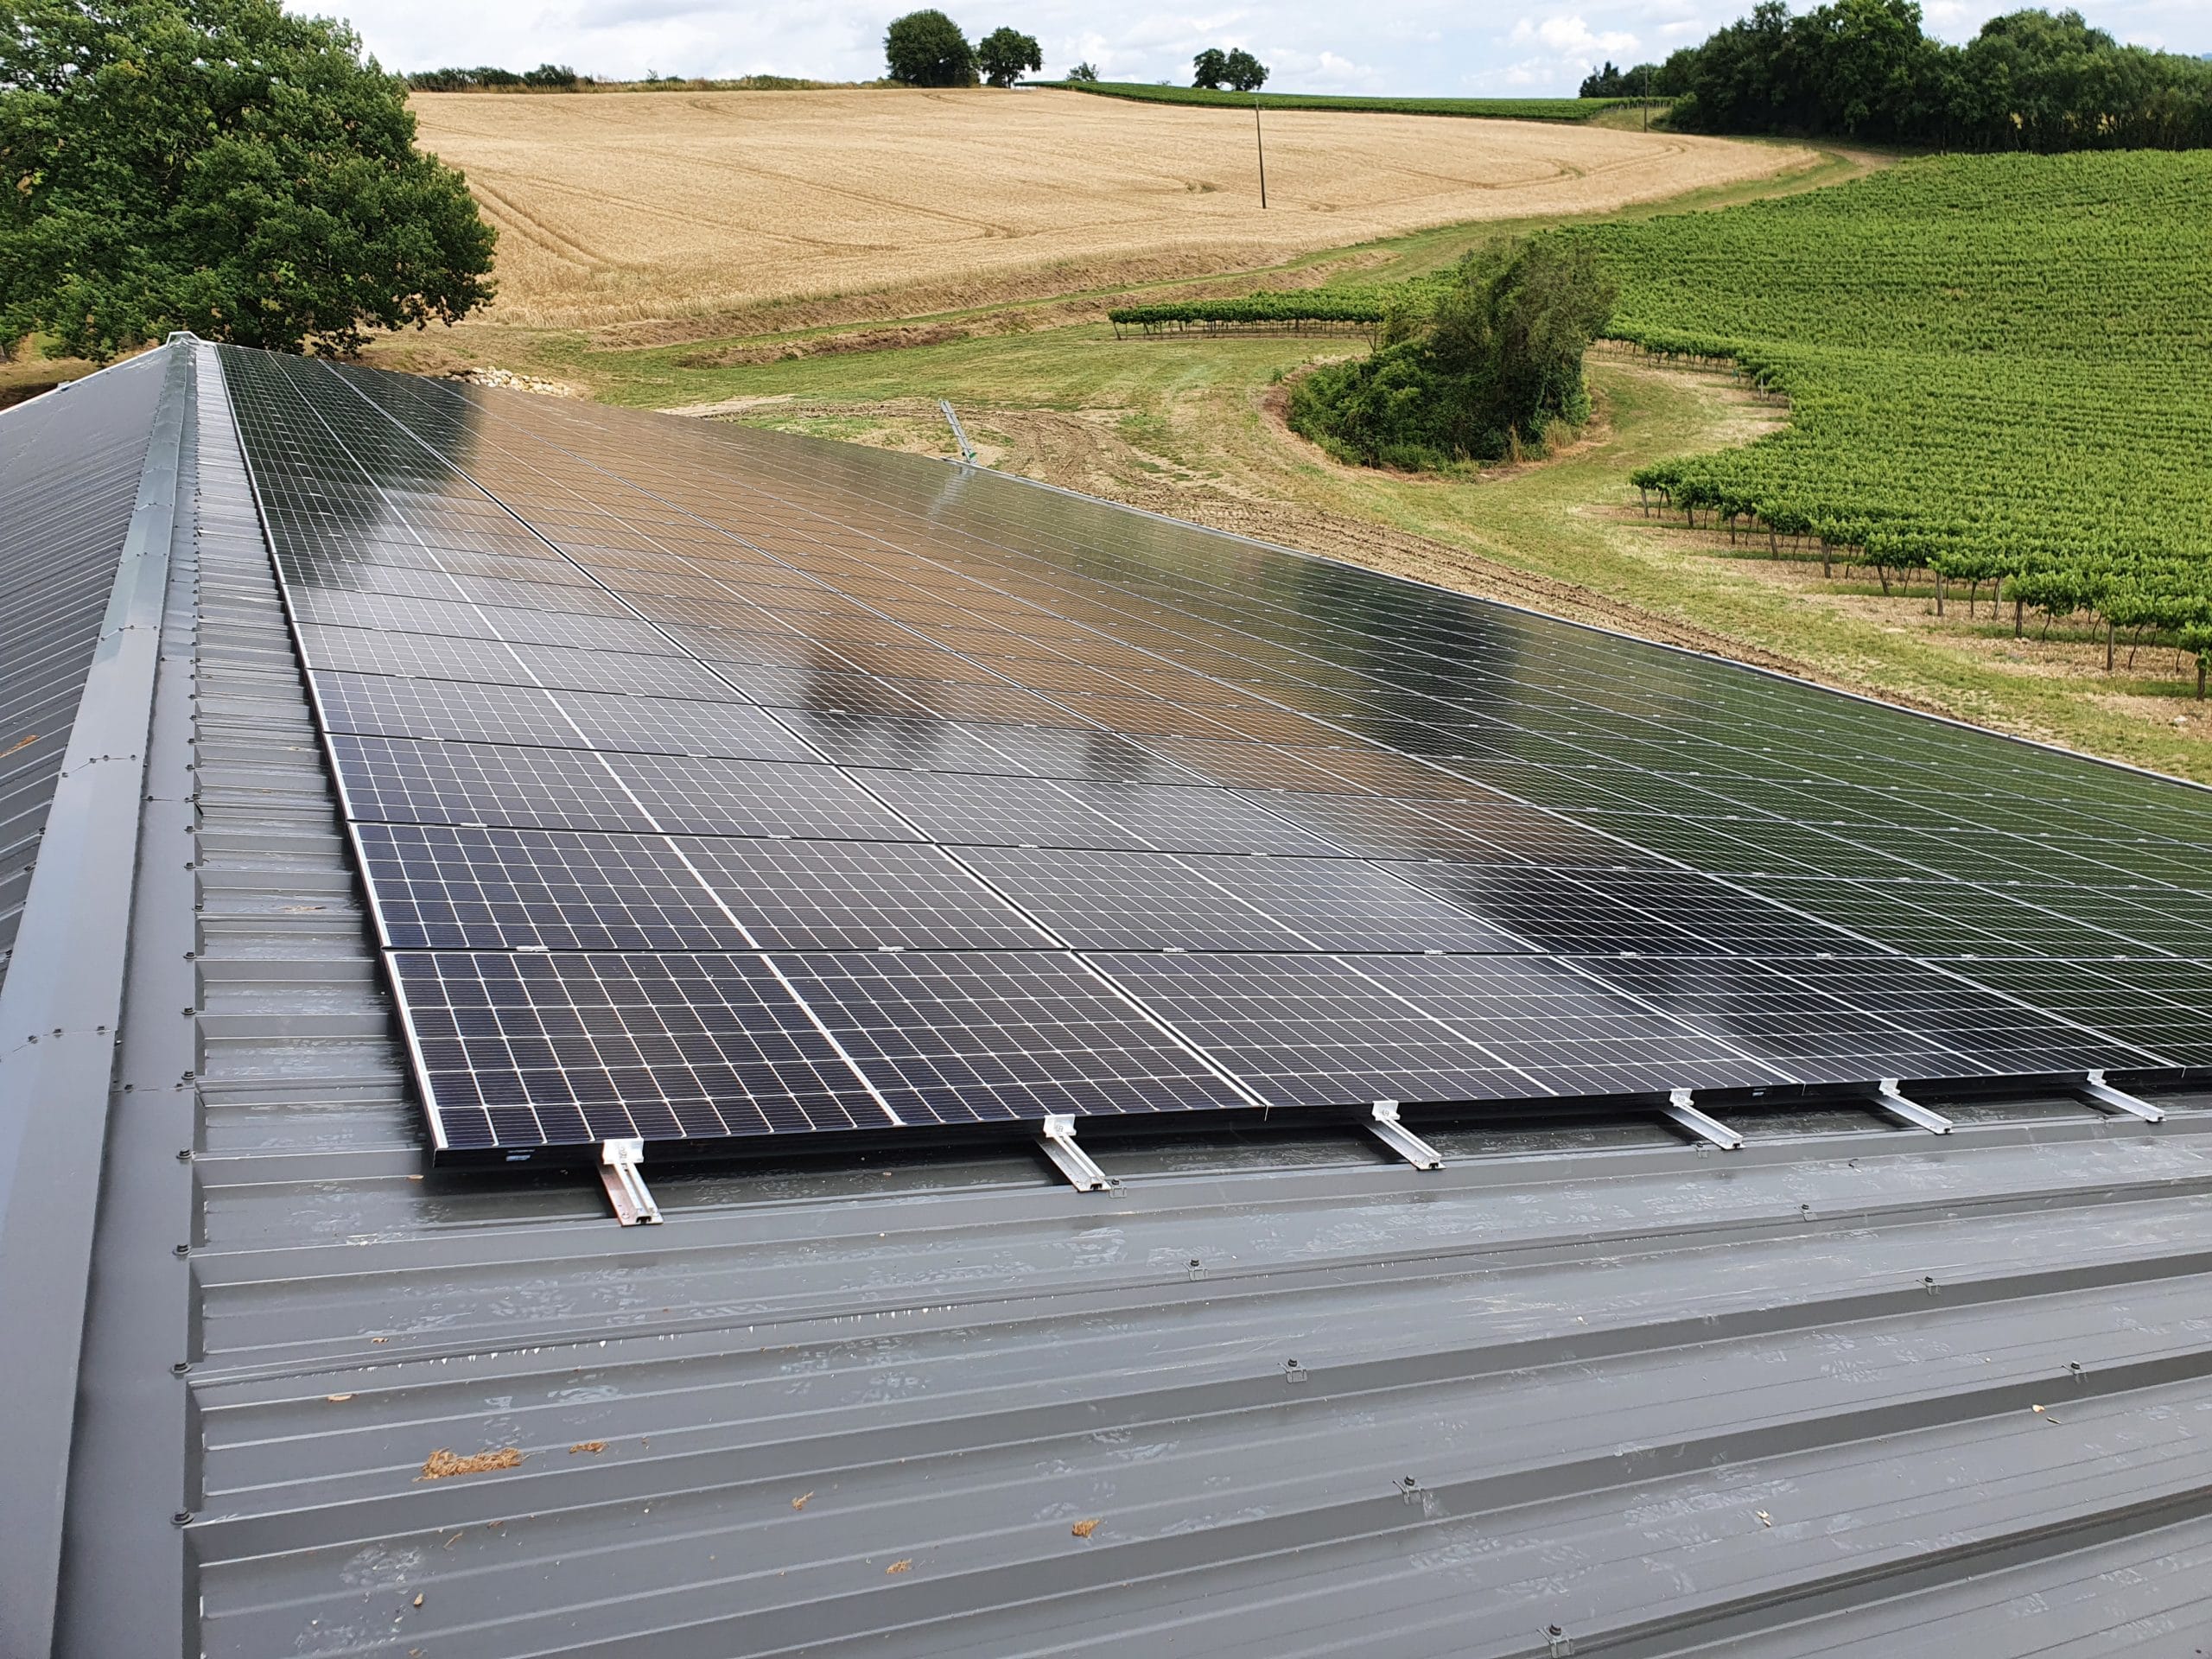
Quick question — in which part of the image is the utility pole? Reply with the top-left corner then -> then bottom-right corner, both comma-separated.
1254,94 -> 1268,208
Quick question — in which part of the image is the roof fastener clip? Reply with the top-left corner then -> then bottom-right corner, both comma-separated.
597,1138 -> 662,1227
2079,1070 -> 2163,1122
1367,1102 -> 1442,1170
1872,1078 -> 1952,1134
1038,1115 -> 1111,1192
1662,1089 -> 1742,1151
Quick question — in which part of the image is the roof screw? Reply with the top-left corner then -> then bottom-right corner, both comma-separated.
1285,1358 -> 1307,1386
174,1243 -> 191,1258
176,1149 -> 194,1163
1546,1625 -> 1573,1657
172,1511 -> 193,1528
2069,1362 -> 2086,1384
171,1362 -> 191,1376
1923,1275 -> 1939,1296
1186,1257 -> 1203,1280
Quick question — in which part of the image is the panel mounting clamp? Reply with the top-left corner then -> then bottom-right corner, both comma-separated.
1367,1102 -> 1443,1170
1038,1115 -> 1113,1192
2080,1070 -> 2164,1122
1662,1089 -> 1743,1151
597,1138 -> 663,1226
1872,1077 -> 1952,1134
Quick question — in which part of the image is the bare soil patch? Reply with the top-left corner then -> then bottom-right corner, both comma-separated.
412,88 -> 1809,337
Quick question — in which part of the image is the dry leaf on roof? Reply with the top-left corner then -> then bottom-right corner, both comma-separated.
417,1447 -> 524,1480
569,1441 -> 607,1455
791,1491 -> 814,1510
886,1559 -> 912,1574
1071,1518 -> 1100,1539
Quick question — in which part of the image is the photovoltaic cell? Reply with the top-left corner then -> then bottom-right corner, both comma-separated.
211,343 -> 2211,1162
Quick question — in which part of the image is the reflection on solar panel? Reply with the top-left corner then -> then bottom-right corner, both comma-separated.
214,343 -> 2211,1164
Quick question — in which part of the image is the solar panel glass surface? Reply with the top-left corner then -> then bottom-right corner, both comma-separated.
216,345 -> 2210,1160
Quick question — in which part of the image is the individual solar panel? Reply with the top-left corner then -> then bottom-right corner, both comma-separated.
961,845 -> 1531,955
1346,953 -> 1787,1096
209,341 -> 2212,1166
1091,952 -> 1559,1109
852,769 -> 1344,856
391,950 -> 897,1150
769,951 -> 1251,1122
296,624 -> 739,701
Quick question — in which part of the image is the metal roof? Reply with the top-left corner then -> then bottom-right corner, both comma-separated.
4,338 -> 2212,1658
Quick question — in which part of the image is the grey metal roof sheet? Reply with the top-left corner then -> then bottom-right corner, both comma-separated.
0,349 -> 167,981
10,339 -> 2212,1658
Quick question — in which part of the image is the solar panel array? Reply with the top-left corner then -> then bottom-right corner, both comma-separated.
215,345 -> 2212,1161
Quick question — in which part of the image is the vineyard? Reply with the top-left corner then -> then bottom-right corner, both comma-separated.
1108,290 -> 1389,337
1054,84 -> 1653,123
1573,152 -> 2212,693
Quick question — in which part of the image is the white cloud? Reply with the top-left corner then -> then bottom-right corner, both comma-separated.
1509,15 -> 1639,58
314,0 -> 2212,92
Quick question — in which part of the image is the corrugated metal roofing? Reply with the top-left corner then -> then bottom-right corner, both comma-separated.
10,339 -> 2212,1658
0,350 -> 166,982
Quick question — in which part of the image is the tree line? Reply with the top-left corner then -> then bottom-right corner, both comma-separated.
1581,2 -> 2212,149
883,11 -> 1041,86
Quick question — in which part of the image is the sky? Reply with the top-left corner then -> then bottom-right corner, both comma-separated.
317,0 -> 2212,92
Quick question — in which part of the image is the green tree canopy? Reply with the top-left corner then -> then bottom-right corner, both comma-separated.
885,10 -> 976,86
976,25 -> 1040,86
1192,47 -> 1228,88
1222,48 -> 1268,92
1668,0 -> 2212,148
0,0 -> 496,361
1289,238 -> 1617,470
1066,60 -> 1098,82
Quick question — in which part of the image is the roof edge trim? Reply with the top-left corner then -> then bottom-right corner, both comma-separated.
0,338 -> 192,1658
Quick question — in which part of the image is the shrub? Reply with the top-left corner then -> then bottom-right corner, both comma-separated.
1288,239 -> 1616,469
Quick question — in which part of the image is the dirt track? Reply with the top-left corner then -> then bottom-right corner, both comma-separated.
412,88 -> 1809,334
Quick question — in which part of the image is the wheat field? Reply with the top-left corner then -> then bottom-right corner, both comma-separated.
410,88 -> 1808,334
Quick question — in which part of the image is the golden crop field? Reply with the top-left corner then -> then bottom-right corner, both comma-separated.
410,88 -> 1808,333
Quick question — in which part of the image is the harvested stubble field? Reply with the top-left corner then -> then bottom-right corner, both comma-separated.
410,87 -> 1807,335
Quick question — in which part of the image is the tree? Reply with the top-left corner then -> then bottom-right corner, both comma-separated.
1192,47 -> 1228,89
1067,60 -> 1099,82
1288,238 -> 1617,469
521,63 -> 580,88
1580,60 -> 1624,97
976,25 -> 1041,87
0,0 -> 496,361
1224,48 -> 1268,92
885,10 -> 976,86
